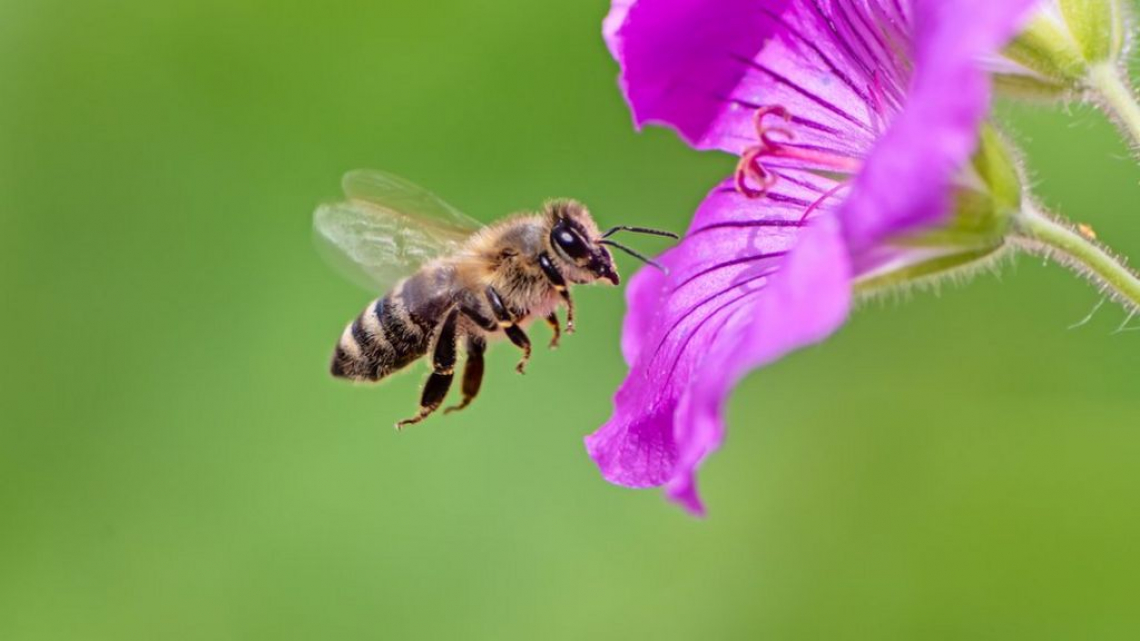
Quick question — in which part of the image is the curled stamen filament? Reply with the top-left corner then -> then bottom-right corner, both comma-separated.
734,105 -> 862,199
798,181 -> 852,224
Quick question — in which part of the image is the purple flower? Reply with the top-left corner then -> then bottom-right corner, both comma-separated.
588,0 -> 1038,514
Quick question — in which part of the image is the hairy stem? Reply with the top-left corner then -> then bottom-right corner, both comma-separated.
1011,204 -> 1140,313
1086,63 -> 1140,153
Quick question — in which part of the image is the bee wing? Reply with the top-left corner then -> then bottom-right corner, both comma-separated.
313,169 -> 484,292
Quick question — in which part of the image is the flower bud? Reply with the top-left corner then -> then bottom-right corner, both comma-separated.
953,125 -> 1023,241
996,0 -> 1130,99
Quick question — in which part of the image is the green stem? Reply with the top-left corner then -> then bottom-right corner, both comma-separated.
1086,63 -> 1140,153
1011,204 -> 1140,313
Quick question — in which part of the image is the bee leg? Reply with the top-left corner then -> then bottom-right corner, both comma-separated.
545,312 -> 561,349
396,308 -> 459,429
539,253 -> 575,333
460,304 -> 498,332
563,296 -> 575,333
444,336 -> 486,415
504,326 -> 531,374
395,372 -> 453,430
485,286 -> 532,374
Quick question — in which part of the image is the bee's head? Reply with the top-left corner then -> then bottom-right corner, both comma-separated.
545,200 -> 620,286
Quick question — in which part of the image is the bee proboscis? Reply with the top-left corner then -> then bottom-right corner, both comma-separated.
314,169 -> 676,428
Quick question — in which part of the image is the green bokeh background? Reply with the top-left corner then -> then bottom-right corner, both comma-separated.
3,1 -> 1139,639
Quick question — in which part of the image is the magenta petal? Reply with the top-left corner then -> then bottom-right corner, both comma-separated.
619,264 -> 668,365
595,0 -> 1041,515
666,215 -> 852,513
586,174 -> 846,511
838,0 -> 1038,250
604,0 -> 895,155
604,0 -> 794,149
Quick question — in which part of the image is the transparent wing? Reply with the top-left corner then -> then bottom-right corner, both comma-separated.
313,169 -> 483,292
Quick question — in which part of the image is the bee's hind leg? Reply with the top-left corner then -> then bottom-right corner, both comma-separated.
396,308 -> 460,430
444,335 -> 486,415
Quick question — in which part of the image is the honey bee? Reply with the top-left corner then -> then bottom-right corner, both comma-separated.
315,169 -> 676,429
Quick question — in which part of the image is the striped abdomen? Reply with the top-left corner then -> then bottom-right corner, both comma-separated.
330,291 -> 432,382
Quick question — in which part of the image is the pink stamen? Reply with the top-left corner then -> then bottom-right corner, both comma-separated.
734,105 -> 862,199
798,181 -> 852,224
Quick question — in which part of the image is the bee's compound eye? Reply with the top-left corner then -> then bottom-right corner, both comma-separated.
553,225 -> 589,260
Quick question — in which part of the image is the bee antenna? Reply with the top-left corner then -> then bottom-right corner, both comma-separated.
601,225 -> 680,240
598,239 -> 669,274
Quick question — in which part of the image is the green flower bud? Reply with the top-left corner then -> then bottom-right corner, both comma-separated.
1060,0 -> 1128,65
906,125 -> 1021,250
997,0 -> 1130,100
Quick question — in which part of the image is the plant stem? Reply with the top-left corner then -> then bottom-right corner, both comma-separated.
1087,63 -> 1140,153
1011,204 -> 1140,313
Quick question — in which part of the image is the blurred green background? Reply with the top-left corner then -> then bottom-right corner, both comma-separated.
3,1 -> 1140,639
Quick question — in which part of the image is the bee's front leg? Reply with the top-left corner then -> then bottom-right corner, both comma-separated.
485,286 -> 532,374
544,312 -> 561,350
539,253 -> 575,333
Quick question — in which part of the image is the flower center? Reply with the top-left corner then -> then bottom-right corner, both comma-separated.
733,106 -> 863,199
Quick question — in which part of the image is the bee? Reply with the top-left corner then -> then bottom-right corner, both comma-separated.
314,169 -> 676,429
